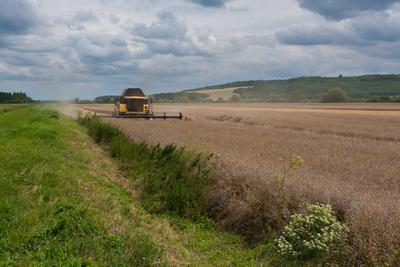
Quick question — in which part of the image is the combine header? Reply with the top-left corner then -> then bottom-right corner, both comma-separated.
112,88 -> 183,119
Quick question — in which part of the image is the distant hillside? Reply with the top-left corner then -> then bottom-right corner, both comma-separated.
151,91 -> 209,103
152,74 -> 400,103
94,95 -> 118,103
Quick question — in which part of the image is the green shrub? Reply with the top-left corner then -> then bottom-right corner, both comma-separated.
141,144 -> 212,218
79,115 -> 213,219
276,203 -> 348,261
80,115 -> 122,143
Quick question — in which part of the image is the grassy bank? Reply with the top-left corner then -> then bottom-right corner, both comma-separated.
1,105 -> 283,266
0,106 -> 164,266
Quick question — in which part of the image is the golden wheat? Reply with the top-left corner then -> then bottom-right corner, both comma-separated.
84,103 -> 400,264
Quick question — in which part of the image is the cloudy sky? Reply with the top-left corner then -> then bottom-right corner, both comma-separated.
1,0 -> 400,99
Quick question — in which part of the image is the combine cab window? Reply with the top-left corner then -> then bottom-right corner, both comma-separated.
126,99 -> 147,112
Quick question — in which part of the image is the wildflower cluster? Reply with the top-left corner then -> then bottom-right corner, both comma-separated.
276,203 -> 348,260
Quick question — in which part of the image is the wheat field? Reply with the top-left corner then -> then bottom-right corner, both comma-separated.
83,103 -> 400,264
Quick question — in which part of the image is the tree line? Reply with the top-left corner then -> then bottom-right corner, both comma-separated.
0,92 -> 33,104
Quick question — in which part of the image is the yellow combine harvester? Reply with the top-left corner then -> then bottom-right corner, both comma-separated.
113,88 -> 183,119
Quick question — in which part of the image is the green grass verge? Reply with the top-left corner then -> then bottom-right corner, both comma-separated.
0,105 -> 287,266
0,106 -> 164,266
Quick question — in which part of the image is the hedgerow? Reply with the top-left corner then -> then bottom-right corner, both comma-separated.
78,114 -> 213,218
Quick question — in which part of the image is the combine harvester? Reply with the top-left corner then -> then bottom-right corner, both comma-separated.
112,88 -> 183,120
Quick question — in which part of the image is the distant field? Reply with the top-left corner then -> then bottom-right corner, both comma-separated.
191,87 -> 252,101
83,102 -> 400,264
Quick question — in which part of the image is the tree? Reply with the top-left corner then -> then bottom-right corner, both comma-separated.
0,92 -> 33,103
321,88 -> 347,103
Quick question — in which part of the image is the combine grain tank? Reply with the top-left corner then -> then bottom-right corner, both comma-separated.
113,88 -> 183,119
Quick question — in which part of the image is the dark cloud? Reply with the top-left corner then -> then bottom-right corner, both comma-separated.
277,26 -> 357,46
109,14 -> 120,24
55,10 -> 98,31
360,42 -> 400,59
74,11 -> 97,23
190,0 -> 231,8
297,0 -> 399,20
0,0 -> 39,35
64,33 -> 135,76
132,11 -> 214,58
134,11 -> 187,40
0,35 -> 58,53
350,13 -> 400,42
277,10 -> 400,46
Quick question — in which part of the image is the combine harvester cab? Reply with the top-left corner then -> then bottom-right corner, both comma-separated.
113,88 -> 183,119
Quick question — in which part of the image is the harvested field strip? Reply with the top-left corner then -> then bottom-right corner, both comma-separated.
205,115 -> 400,142
273,125 -> 400,142
195,106 -> 400,116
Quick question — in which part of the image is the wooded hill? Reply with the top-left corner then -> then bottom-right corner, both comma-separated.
152,74 -> 400,103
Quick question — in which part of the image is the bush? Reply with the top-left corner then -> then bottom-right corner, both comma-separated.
276,203 -> 348,261
321,88 -> 347,103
